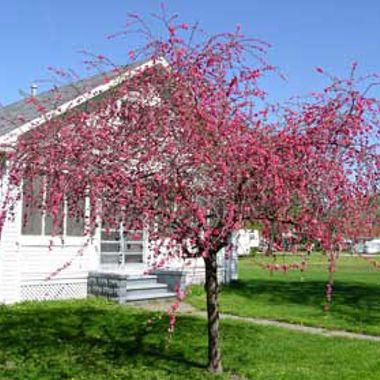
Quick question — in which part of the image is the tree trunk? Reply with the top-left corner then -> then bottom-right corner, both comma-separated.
204,253 -> 223,373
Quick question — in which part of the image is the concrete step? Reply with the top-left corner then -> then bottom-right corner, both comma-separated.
126,283 -> 170,297
127,275 -> 157,281
89,272 -> 176,303
126,275 -> 158,286
127,282 -> 168,291
123,291 -> 177,303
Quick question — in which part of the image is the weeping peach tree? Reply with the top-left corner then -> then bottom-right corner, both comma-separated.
0,12 -> 379,373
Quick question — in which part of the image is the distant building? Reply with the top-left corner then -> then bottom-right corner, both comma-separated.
355,238 -> 380,254
232,229 -> 260,256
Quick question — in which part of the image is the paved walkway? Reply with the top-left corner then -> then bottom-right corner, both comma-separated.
217,313 -> 380,342
129,300 -> 380,342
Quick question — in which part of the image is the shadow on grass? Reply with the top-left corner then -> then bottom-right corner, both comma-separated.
223,278 -> 380,328
0,301 -> 209,379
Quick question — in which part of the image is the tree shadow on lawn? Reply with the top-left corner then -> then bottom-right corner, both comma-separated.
0,301 -> 209,379
223,278 -> 380,330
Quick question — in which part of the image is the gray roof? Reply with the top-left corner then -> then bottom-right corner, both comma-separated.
0,59 -> 149,138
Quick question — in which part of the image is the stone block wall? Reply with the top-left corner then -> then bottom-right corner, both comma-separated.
155,266 -> 227,292
87,271 -> 127,301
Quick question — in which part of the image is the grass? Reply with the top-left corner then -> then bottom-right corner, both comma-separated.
187,254 -> 380,335
1,299 -> 380,379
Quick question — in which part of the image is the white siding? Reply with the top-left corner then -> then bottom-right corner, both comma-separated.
0,214 -> 21,303
18,233 -> 101,302
0,169 -> 101,303
0,170 -> 21,303
18,240 -> 95,300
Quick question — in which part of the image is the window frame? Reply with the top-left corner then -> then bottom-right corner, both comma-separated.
20,179 -> 89,246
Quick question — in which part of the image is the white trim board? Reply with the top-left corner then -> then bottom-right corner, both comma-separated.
0,57 -> 168,147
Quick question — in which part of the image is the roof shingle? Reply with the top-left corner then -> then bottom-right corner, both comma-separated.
0,59 -> 148,137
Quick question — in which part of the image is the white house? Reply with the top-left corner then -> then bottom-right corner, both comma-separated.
232,229 -> 260,256
0,59 -> 238,304
354,238 -> 380,255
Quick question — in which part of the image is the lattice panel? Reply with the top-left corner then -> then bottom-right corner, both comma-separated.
21,281 -> 87,301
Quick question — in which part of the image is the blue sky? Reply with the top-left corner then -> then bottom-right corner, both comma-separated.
1,0 -> 379,105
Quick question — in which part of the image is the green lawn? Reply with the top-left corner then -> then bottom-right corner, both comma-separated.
188,254 -> 380,335
1,299 -> 380,379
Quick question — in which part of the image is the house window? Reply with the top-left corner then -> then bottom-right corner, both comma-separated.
21,178 -> 85,237
21,178 -> 43,235
100,225 -> 144,265
66,197 -> 86,237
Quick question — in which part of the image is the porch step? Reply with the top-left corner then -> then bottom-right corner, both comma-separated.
125,275 -> 175,300
127,282 -> 168,290
126,275 -> 158,287
123,291 -> 177,302
88,272 -> 176,303
126,282 -> 170,297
